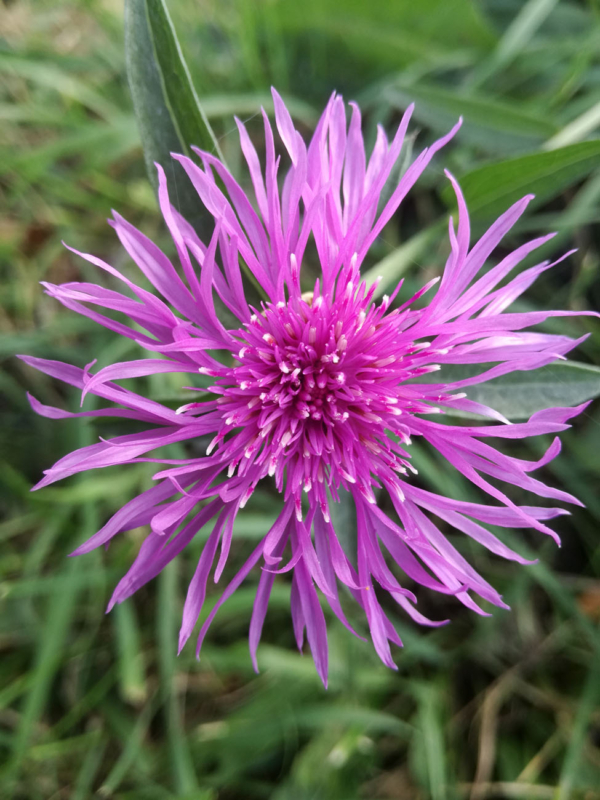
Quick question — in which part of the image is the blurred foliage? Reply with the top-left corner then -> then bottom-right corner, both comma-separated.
1,0 -> 600,798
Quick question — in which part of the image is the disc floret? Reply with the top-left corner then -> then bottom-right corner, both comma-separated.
201,260 -> 451,520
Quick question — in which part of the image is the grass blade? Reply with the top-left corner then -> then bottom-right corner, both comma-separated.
557,633 -> 600,800
114,602 -> 148,706
7,554 -> 82,781
157,561 -> 199,795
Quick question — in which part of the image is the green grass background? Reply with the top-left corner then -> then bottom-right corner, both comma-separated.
2,0 -> 600,797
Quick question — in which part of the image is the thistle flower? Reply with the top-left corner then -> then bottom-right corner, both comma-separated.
20,90 -> 595,686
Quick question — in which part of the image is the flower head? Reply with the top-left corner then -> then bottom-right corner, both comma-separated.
21,90 -> 595,685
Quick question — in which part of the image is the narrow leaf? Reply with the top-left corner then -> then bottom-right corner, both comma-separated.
144,0 -> 224,161
427,361 -> 600,421
444,140 -> 600,218
386,83 -> 556,154
544,99 -> 600,150
467,0 -> 560,88
124,0 -> 222,238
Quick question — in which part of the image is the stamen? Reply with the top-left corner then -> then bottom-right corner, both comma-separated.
211,283 -> 426,506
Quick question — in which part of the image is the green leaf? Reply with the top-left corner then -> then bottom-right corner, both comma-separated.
295,704 -> 413,736
124,0 -> 222,237
157,562 -> 199,795
144,0 -> 224,161
445,139 -> 600,218
276,0 -> 494,67
385,83 -> 556,153
99,697 -> 158,795
72,728 -> 107,800
544,99 -> 600,149
433,361 -> 600,421
0,53 -> 121,121
412,682 -> 448,800
8,556 -> 81,779
466,0 -> 560,89
114,603 -> 148,706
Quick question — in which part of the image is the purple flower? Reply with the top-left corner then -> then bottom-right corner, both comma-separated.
20,91 -> 595,686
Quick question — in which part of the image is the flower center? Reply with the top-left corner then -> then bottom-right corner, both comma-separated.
202,267 -> 437,518
240,305 -> 350,427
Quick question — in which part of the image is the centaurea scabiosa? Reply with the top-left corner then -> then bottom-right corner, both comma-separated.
20,90 -> 596,686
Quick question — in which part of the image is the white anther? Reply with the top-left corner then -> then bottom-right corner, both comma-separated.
374,355 -> 395,367
290,253 -> 299,284
341,471 -> 356,484
206,436 -> 219,455
240,488 -> 253,509
394,484 -> 405,502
